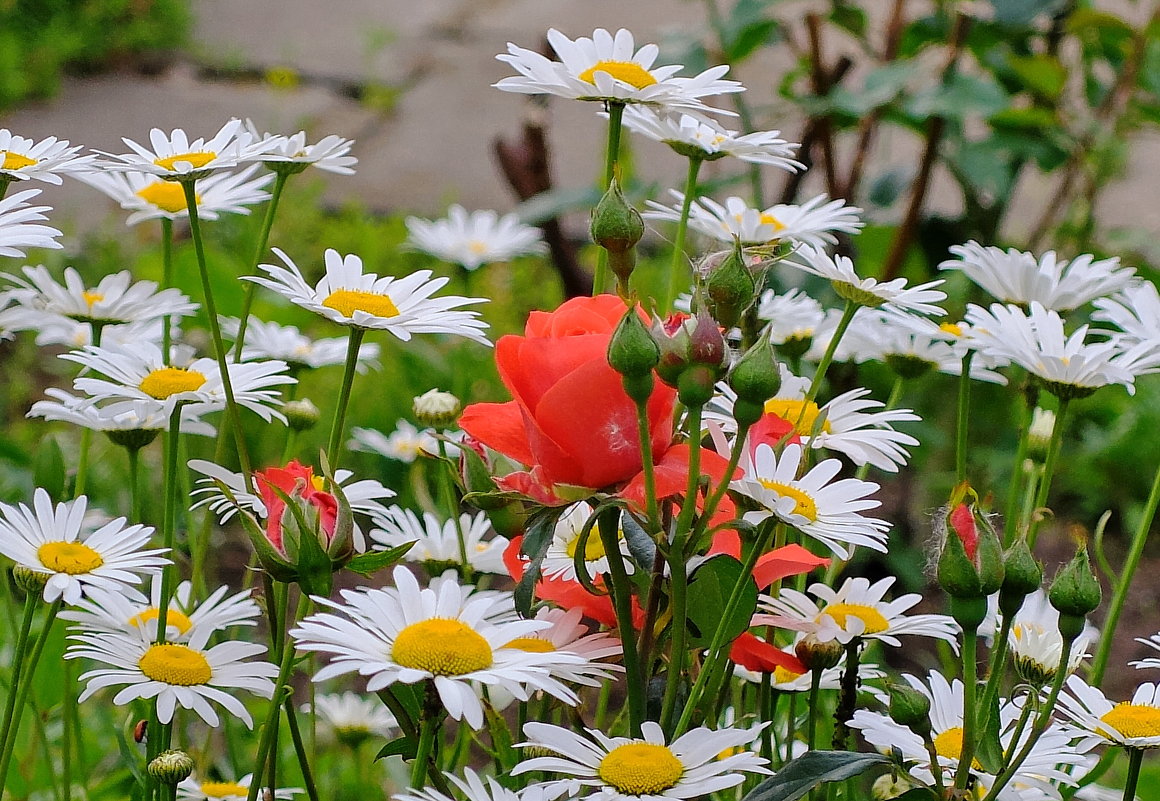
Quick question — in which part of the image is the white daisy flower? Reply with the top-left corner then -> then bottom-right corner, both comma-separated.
349,421 -> 461,463
1058,676 -> 1160,750
841,310 -> 1008,383
732,443 -> 890,559
289,565 -> 585,729
964,301 -> 1145,398
0,131 -> 94,184
1131,632 -> 1160,670
1092,280 -> 1160,347
852,671 -> 1085,799
371,506 -> 508,575
0,188 -> 63,257
395,769 -> 535,801
786,245 -> 946,316
248,247 -> 491,345
76,165 -> 273,226
734,643 -> 886,695
756,289 -> 826,348
0,488 -> 167,604
503,607 -> 623,687
541,501 -> 635,581
311,692 -> 397,746
619,106 -> 801,169
1003,589 -> 1095,686
0,265 -> 197,327
405,205 -> 547,271
644,193 -> 862,248
99,120 -> 253,180
759,576 -> 959,647
241,121 -> 358,174
706,369 -> 920,473
513,721 -> 770,801
64,340 -> 294,421
495,28 -> 743,117
940,241 -> 1134,312
176,775 -> 300,801
220,316 -> 380,372
29,388 -> 216,438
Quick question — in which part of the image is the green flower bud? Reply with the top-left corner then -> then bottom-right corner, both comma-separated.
1026,407 -> 1055,461
147,750 -> 195,785
871,773 -> 917,801
677,365 -> 717,408
886,682 -> 932,735
729,331 -> 781,405
413,389 -> 461,429
12,566 -> 49,595
608,307 -> 661,379
1049,547 -> 1102,629
999,538 -> 1043,617
706,238 -> 756,330
590,178 -> 643,253
106,428 -> 161,452
794,634 -> 844,672
936,488 -> 1004,601
284,398 -> 321,432
652,315 -> 692,388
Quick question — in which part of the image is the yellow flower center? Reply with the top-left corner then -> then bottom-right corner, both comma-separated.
136,181 -> 198,213
578,60 -> 658,90
764,399 -> 831,436
139,367 -> 207,400
321,289 -> 401,320
154,151 -> 216,171
128,606 -> 194,635
1,151 -> 37,170
138,643 -> 213,686
933,726 -> 982,769
467,240 -> 489,255
199,782 -> 249,798
566,530 -> 609,561
773,665 -> 804,684
939,322 -> 964,337
391,618 -> 492,675
821,603 -> 890,635
756,480 -> 819,522
310,475 -> 327,492
1099,704 -> 1160,740
81,290 -> 104,308
505,637 -> 557,653
758,212 -> 787,232
598,743 -> 684,795
37,541 -> 103,574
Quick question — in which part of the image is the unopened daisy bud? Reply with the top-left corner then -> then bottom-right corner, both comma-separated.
590,178 -> 644,253
794,634 -> 844,672
106,428 -> 161,452
1027,407 -> 1055,460
886,682 -> 931,735
147,750 -> 194,785
871,773 -> 916,801
284,398 -> 321,432
1049,547 -> 1101,639
936,487 -> 1004,607
413,389 -> 461,429
728,331 -> 781,419
12,565 -> 49,595
999,538 -> 1043,617
706,238 -> 756,330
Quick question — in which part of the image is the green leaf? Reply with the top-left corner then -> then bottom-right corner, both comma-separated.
893,789 -> 940,801
34,436 -> 66,503
989,107 -> 1058,130
620,511 -> 657,572
517,187 -> 603,225
988,0 -> 1067,26
1007,54 -> 1066,101
830,4 -> 867,38
903,73 -> 1008,121
347,541 -> 417,577
375,735 -> 417,761
867,167 -> 912,208
974,680 -> 1005,774
740,751 -> 890,801
515,508 -> 562,617
685,555 -> 757,647
726,20 -> 779,62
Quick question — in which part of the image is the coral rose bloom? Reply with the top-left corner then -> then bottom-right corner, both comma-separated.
460,295 -> 677,494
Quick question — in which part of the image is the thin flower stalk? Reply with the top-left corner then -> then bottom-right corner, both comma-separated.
234,171 -> 290,362
1027,397 -> 1069,548
593,101 -> 626,296
664,156 -> 703,312
597,506 -> 646,736
326,327 -> 365,468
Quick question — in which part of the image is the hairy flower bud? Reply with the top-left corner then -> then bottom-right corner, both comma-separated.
688,312 -> 727,371
283,398 -> 321,432
1049,547 -> 1102,639
706,238 -> 756,330
413,389 -> 461,429
652,314 -> 692,388
999,538 -> 1043,617
886,682 -> 932,735
729,331 -> 781,407
608,306 -> 661,379
590,178 -> 644,253
678,365 -> 717,408
936,486 -> 1004,602
794,634 -> 844,672
147,750 -> 195,785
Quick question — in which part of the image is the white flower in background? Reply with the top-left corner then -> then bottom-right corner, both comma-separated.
349,421 -> 461,463
65,341 -> 293,421
1002,590 -> 1095,686
760,576 -> 959,647
964,301 -> 1146,398
940,241 -> 1134,312
220,317 -> 380,372
619,106 -> 801,169
495,28 -> 743,117
395,769 -> 532,801
513,721 -> 769,801
1058,677 -> 1160,750
787,246 -> 946,316
503,607 -> 623,686
0,130 -> 94,184
732,443 -> 889,558
76,165 -> 273,226
0,488 -> 167,604
841,311 -> 1008,383
241,121 -> 358,174
311,692 -> 397,747
18,316 -> 170,350
371,506 -> 508,575
61,579 -> 260,642
249,248 -> 491,345
98,120 -> 253,180
541,501 -> 635,581
290,566 -> 584,729
756,289 -> 826,347
1132,632 -> 1160,670
405,205 -> 547,271
176,775 -> 300,801
29,388 -> 215,437
852,671 -> 1085,799
0,265 -> 197,327
644,193 -> 862,248
1092,280 -> 1160,347
0,188 -> 63,257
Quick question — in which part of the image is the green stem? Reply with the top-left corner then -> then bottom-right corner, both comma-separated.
283,698 -> 320,801
234,172 -> 290,362
326,327 -> 366,468
597,507 -> 645,736
633,396 -> 662,535
920,731 -> 947,798
153,409 -> 183,645
831,640 -> 861,750
952,629 -> 979,791
410,698 -> 441,790
1091,452 -> 1160,685
73,324 -> 105,500
688,417 -> 753,555
956,352 -> 974,484
593,101 -> 625,296
0,593 -> 38,794
976,613 -> 1014,739
127,447 -> 143,522
659,542 -> 688,734
1004,399 -> 1032,547
62,659 -> 75,801
1026,396 -> 1069,548
806,670 -> 822,751
1123,748 -> 1143,801
161,218 -> 174,365
436,439 -> 470,577
664,157 -> 703,312
180,179 -> 254,488
803,300 -> 858,410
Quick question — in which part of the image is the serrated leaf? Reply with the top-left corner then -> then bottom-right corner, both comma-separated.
620,511 -> 657,572
34,436 -> 66,503
515,509 -> 561,617
740,751 -> 889,801
375,735 -> 417,761
347,541 -> 416,577
685,555 -> 757,647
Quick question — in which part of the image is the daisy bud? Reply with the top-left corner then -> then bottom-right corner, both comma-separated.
728,330 -> 781,418
608,306 -> 660,383
12,565 -> 49,595
706,238 -> 755,330
1027,407 -> 1055,461
886,682 -> 931,736
936,487 -> 1004,606
413,389 -> 461,429
794,634 -> 843,672
871,773 -> 917,801
999,537 -> 1043,617
284,398 -> 321,432
147,750 -> 194,785
1049,547 -> 1101,639
106,428 -> 161,452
